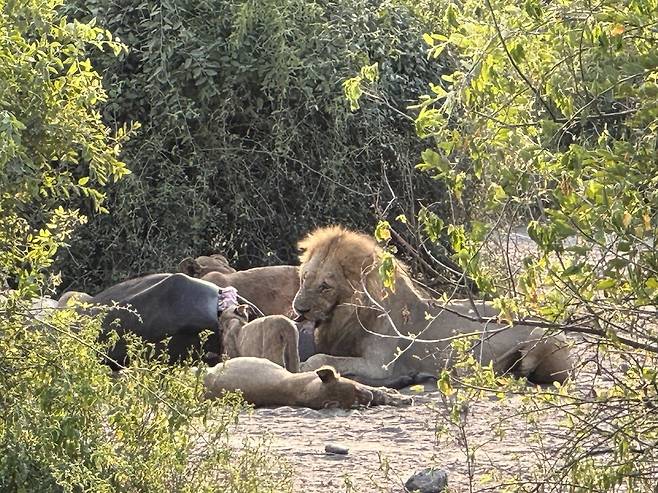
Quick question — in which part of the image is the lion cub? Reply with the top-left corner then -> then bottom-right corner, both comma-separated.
219,305 -> 300,372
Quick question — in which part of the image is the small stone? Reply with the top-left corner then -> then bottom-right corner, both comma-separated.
324,443 -> 349,455
404,468 -> 448,493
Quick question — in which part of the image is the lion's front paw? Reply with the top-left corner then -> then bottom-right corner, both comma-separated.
385,388 -> 413,406
371,387 -> 413,406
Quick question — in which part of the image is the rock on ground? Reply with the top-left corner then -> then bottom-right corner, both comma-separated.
404,467 -> 448,492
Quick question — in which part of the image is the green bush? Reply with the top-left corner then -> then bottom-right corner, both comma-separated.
0,3 -> 291,491
0,307 -> 291,492
378,0 -> 658,490
57,0 -> 452,293
0,0 -> 129,293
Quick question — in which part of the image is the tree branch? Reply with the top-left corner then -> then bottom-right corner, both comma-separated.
484,0 -> 558,121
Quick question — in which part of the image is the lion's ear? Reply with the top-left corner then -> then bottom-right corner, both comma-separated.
235,304 -> 250,319
297,243 -> 309,264
210,253 -> 236,272
178,257 -> 201,277
316,367 -> 338,383
245,305 -> 257,321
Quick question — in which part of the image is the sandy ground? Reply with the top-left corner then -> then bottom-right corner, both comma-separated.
224,229 -> 640,492
228,387 -> 553,492
226,344 -> 601,493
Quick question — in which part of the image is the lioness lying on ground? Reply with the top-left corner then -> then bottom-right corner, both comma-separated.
57,290 -> 92,307
219,305 -> 300,372
178,254 -> 236,277
203,357 -> 412,409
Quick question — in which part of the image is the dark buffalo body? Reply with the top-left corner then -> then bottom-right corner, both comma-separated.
297,322 -> 316,363
88,273 -> 221,368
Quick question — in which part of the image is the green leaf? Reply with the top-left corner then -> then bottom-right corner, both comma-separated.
565,245 -> 591,255
523,0 -> 543,19
490,183 -> 507,202
646,278 -> 658,290
417,148 -> 450,174
596,278 -> 616,290
359,63 -> 379,83
378,252 -> 396,291
445,3 -> 459,27
607,258 -> 629,270
429,82 -> 448,99
438,370 -> 453,396
374,220 -> 391,242
562,263 -> 583,277
342,77 -> 363,111
430,44 -> 446,59
509,43 -> 526,63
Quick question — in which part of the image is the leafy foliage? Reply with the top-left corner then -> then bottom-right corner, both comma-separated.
57,0 -> 452,293
413,0 -> 658,310
0,0 -> 130,293
0,308 -> 291,492
386,0 -> 658,490
0,3 -> 290,491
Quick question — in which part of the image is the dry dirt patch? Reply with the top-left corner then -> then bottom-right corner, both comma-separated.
225,229 -> 625,492
226,383 -> 570,492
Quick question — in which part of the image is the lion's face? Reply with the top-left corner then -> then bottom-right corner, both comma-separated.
308,367 -> 373,409
218,304 -> 250,331
292,253 -> 356,324
293,226 -> 380,356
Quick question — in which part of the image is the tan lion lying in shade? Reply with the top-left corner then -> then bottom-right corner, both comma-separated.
178,255 -> 299,317
219,304 -> 300,372
178,254 -> 236,277
203,357 -> 412,409
57,290 -> 93,307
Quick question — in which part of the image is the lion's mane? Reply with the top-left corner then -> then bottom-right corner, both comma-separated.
297,225 -> 418,355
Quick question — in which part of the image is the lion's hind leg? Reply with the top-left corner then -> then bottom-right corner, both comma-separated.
518,329 -> 573,384
257,318 -> 300,372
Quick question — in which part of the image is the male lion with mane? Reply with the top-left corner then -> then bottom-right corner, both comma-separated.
293,226 -> 573,388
